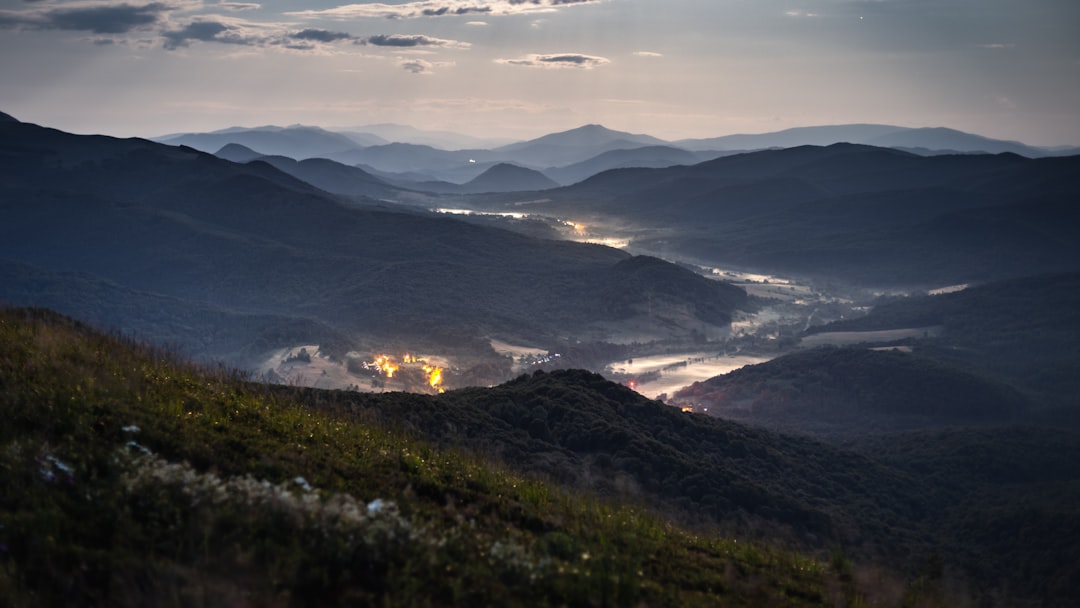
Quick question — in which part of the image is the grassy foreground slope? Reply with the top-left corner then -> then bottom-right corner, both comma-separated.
0,307 -> 884,607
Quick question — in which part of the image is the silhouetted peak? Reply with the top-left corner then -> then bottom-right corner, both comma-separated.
214,142 -> 265,163
0,111 -> 19,123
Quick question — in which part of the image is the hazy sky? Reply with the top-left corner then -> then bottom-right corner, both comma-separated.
2,0 -> 1079,144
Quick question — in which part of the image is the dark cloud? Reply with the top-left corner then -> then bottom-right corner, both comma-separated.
365,34 -> 445,47
497,52 -> 610,69
421,6 -> 492,16
162,20 -> 234,49
291,28 -> 354,42
539,54 -> 592,64
0,3 -> 171,34
287,0 -> 603,20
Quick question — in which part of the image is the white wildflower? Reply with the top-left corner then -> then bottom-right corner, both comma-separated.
293,476 -> 313,492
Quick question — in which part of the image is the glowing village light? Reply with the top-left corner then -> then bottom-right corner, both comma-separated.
373,355 -> 399,378
423,364 -> 445,393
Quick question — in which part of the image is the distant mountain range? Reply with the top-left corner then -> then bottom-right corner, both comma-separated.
196,122 -> 1080,287
0,115 -> 745,369
673,123 -> 1074,157
341,122 -> 517,150
159,124 -> 379,158
155,122 -> 1079,189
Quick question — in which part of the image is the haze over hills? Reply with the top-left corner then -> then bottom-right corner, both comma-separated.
674,123 -> 1063,157
342,122 -> 517,150
158,124 -> 379,158
243,154 -> 416,201
544,145 -> 717,186
156,121 -> 1080,194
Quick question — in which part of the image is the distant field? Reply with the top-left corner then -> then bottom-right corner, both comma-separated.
610,352 -> 773,399
741,283 -> 814,301
800,326 -> 941,348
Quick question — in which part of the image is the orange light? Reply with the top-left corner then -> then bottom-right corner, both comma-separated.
374,355 -> 399,378
423,364 -> 444,393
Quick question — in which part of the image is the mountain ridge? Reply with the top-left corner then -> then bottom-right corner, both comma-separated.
0,117 -> 746,372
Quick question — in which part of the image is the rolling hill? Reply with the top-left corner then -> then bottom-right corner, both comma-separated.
804,273 -> 1080,419
460,163 -> 560,193
242,154 -> 415,200
493,124 -> 669,167
544,145 -> 713,186
671,347 -> 1028,436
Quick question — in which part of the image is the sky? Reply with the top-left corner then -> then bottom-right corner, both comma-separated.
1,0 -> 1079,145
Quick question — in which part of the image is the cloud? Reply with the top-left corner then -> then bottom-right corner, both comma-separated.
218,2 -> 260,11
633,51 -> 662,58
399,58 -> 435,74
496,53 -> 610,69
363,34 -> 469,48
0,2 -> 171,34
465,20 -> 489,26
784,10 -> 819,18
162,19 -> 237,48
286,0 -> 606,20
291,28 -> 355,42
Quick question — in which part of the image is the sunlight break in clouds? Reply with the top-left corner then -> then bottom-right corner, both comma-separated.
286,0 -> 606,20
633,51 -> 662,58
497,53 -> 610,69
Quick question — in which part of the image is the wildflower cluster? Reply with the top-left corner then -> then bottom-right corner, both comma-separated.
120,450 -> 420,549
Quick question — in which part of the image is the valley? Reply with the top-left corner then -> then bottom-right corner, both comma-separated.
2,112 -> 1079,607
